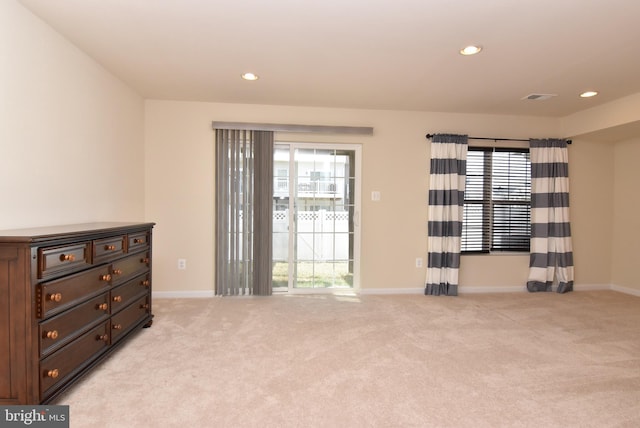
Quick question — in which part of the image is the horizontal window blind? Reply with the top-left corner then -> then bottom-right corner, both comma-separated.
462,149 -> 490,252
461,148 -> 531,253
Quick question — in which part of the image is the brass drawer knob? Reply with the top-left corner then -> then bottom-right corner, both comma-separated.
112,269 -> 123,275
112,295 -> 122,303
100,274 -> 112,281
112,324 -> 122,330
133,238 -> 144,244
140,303 -> 150,309
46,369 -> 59,379
45,330 -> 59,340
140,279 -> 150,287
97,303 -> 108,311
141,257 -> 150,264
60,253 -> 75,262
47,293 -> 63,302
105,244 -> 116,251
97,334 -> 109,342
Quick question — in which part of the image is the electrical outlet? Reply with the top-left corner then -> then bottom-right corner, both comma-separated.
178,259 -> 187,270
415,257 -> 423,268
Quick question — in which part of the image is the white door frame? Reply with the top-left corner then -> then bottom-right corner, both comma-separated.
274,142 -> 361,294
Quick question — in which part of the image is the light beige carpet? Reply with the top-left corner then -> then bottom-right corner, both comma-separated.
54,290 -> 640,427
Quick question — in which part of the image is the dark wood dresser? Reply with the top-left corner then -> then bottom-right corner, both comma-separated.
0,222 -> 154,404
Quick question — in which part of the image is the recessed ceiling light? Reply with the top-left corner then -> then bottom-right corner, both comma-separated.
580,91 -> 598,98
459,45 -> 482,56
241,72 -> 259,81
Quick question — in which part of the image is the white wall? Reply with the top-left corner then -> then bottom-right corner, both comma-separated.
0,1 -> 145,230
145,100 -> 573,294
611,138 -> 640,293
5,0 -> 635,295
561,93 -> 640,139
565,138 -> 615,288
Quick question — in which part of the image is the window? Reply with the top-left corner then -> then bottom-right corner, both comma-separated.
462,147 -> 531,253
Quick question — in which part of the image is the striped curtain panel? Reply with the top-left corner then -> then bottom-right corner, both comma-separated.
526,139 -> 574,293
425,134 -> 468,296
215,129 -> 273,296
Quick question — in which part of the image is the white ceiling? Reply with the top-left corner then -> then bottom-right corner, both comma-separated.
17,0 -> 640,118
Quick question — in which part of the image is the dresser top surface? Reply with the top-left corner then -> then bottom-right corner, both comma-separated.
0,222 -> 155,243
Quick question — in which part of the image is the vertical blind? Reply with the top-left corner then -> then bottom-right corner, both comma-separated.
462,147 -> 531,253
215,129 -> 273,296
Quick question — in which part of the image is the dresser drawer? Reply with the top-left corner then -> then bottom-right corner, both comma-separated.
39,293 -> 110,358
110,274 -> 150,314
111,251 -> 150,286
93,235 -> 126,263
37,264 -> 112,319
0,222 -> 154,405
40,322 -> 110,399
127,231 -> 150,252
111,295 -> 150,343
38,242 -> 91,279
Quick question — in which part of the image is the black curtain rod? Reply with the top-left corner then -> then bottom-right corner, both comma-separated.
425,134 -> 572,144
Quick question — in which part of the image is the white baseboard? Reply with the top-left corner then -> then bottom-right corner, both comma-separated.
151,284 -> 639,298
152,290 -> 215,299
459,285 -> 526,293
359,287 -> 423,295
361,286 -> 526,295
610,284 -> 640,297
461,283 -> 616,294
360,284 -> 623,295
573,283 -> 611,291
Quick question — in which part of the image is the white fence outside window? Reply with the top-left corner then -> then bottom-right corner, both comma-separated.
273,209 -> 350,261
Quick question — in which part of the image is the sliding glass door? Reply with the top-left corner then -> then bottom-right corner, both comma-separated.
273,143 -> 361,292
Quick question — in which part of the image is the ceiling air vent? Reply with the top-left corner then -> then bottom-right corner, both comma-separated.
522,93 -> 557,101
